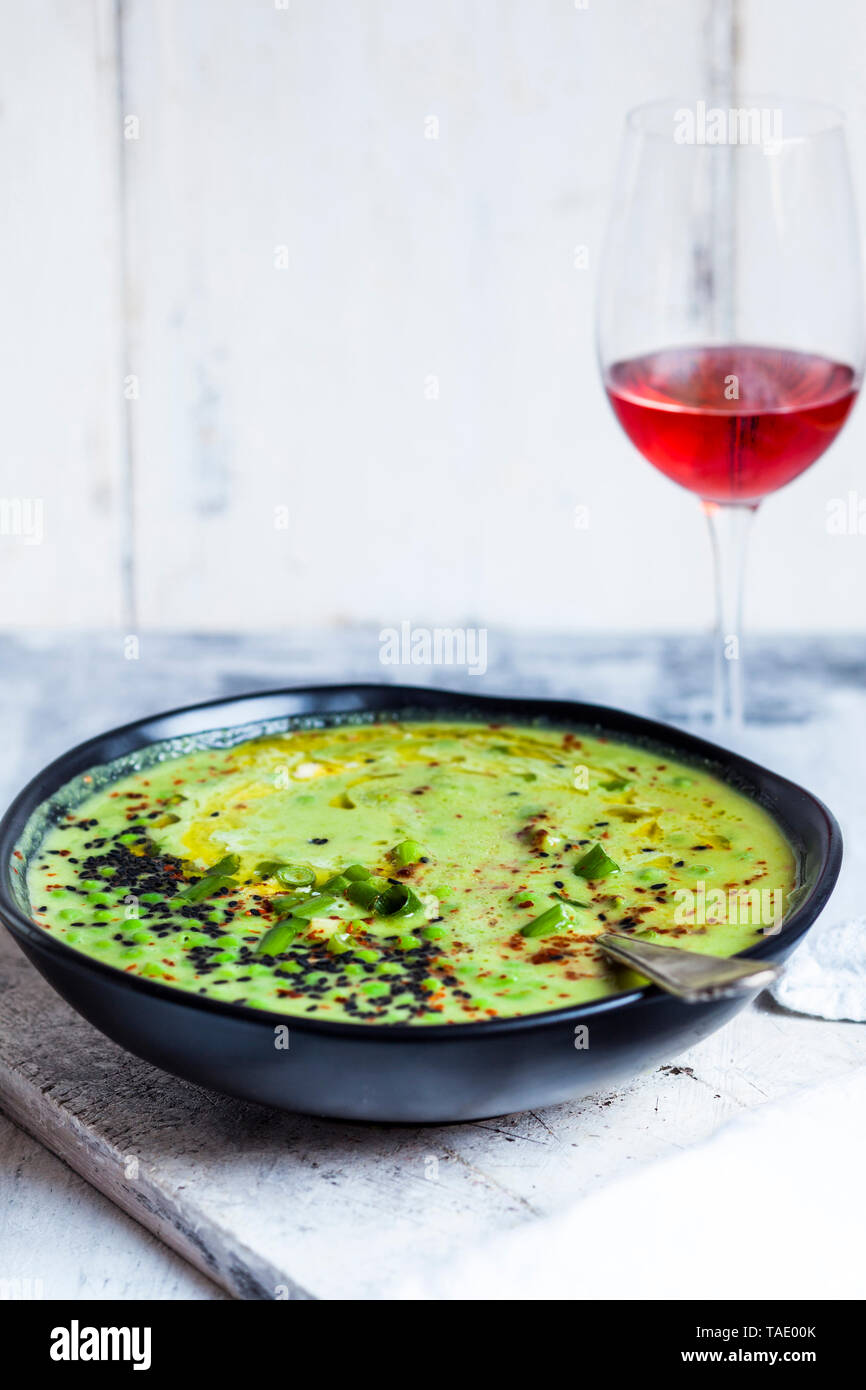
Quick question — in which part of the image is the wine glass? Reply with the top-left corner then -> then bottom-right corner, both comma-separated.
597,98 -> 864,734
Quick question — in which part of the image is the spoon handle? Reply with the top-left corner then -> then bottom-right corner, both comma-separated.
596,931 -> 781,1003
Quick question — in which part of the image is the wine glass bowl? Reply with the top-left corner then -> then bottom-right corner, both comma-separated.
604,344 -> 859,506
597,97 -> 865,728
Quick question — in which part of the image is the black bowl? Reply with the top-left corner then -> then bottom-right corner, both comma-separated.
0,684 -> 841,1123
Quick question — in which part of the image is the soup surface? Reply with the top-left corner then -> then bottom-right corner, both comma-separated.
22,720 -> 797,1024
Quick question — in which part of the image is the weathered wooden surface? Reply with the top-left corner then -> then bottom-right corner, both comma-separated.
4,2 -> 866,636
0,632 -> 864,1299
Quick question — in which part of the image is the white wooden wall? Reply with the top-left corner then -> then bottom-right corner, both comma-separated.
1,0 -> 864,632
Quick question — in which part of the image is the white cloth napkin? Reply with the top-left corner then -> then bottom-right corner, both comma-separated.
770,917 -> 866,1022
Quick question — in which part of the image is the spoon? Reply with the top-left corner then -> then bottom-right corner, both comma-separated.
596,930 -> 781,1003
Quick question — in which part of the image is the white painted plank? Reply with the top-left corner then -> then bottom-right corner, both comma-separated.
735,0 -> 866,633
123,0 -> 716,632
0,1 -> 126,627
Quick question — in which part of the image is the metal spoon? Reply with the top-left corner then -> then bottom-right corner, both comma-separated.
596,930 -> 781,1003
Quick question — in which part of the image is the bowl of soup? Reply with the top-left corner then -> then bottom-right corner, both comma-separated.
0,685 -> 840,1121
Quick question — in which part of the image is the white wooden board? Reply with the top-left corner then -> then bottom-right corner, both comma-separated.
0,0 -> 127,628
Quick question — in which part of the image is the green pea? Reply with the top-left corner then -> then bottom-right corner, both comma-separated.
361,981 -> 390,998
390,839 -> 425,868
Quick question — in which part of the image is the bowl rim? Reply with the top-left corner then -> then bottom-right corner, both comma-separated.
0,682 -> 843,1041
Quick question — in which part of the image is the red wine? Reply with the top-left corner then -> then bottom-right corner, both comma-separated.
605,345 -> 858,503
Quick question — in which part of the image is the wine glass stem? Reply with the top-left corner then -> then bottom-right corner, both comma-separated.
702,501 -> 757,734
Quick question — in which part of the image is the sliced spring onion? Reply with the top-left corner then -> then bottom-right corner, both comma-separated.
381,883 -> 425,919
601,777 -> 630,792
550,890 -> 590,911
519,902 -> 573,938
275,863 -> 317,889
270,893 -> 307,918
256,919 -> 304,955
574,843 -> 620,880
208,854 -> 240,877
288,892 -> 338,920
254,859 -> 286,879
174,854 -> 240,903
345,879 -> 424,919
345,880 -> 381,910
343,864 -> 371,881
323,873 -> 350,893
